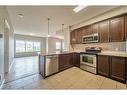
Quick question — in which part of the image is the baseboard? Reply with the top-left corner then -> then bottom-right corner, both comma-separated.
0,79 -> 5,89
9,59 -> 14,72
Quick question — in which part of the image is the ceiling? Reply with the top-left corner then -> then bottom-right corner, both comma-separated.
7,6 -> 120,37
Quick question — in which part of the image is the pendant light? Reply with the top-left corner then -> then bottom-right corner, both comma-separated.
62,24 -> 64,38
62,24 -> 64,32
47,18 -> 50,37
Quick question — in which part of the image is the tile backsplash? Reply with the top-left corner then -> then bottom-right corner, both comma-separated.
70,42 -> 126,52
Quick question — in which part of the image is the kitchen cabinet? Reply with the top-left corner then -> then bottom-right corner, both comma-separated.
70,15 -> 126,44
91,23 -> 98,34
70,30 -> 77,44
82,26 -> 92,36
76,28 -> 83,44
70,28 -> 83,44
125,15 -> 127,40
59,53 -> 73,71
73,53 -> 80,67
98,55 -> 109,77
98,55 -> 126,83
99,20 -> 109,43
110,56 -> 126,82
109,16 -> 124,42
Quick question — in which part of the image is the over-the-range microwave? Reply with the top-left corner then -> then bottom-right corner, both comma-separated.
82,33 -> 98,44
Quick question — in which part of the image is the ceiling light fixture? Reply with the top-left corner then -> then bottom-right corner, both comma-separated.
18,14 -> 24,18
30,33 -> 35,36
73,5 -> 87,13
47,18 -> 50,37
62,24 -> 64,33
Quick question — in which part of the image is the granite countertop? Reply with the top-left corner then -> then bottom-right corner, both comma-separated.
98,51 -> 127,57
39,51 -> 127,57
39,51 -> 80,56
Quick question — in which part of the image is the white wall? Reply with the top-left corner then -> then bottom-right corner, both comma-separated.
47,37 -> 63,54
14,34 -> 46,57
0,6 -> 5,86
0,6 -> 14,86
56,26 -> 71,51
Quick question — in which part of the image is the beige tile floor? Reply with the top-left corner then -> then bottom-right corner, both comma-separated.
3,67 -> 126,89
4,56 -> 39,83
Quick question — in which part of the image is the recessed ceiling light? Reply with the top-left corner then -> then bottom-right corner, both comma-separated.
18,14 -> 24,18
30,33 -> 35,36
73,5 -> 87,13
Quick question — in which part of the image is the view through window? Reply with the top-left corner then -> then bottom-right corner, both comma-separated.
16,40 -> 40,53
56,42 -> 61,50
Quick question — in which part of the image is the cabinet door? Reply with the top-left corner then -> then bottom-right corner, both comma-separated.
76,28 -> 83,44
59,54 -> 72,71
110,56 -> 126,82
70,30 -> 77,44
99,20 -> 109,43
98,55 -> 109,77
59,54 -> 66,71
82,26 -> 92,36
125,15 -> 127,40
109,16 -> 124,42
73,53 -> 80,67
91,23 -> 98,34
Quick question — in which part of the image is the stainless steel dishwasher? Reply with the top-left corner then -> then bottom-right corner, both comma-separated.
45,55 -> 59,76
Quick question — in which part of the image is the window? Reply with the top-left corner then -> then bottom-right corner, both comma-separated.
26,41 -> 33,52
62,42 -> 65,49
16,40 -> 41,53
16,40 -> 25,52
33,42 -> 40,51
56,42 -> 61,50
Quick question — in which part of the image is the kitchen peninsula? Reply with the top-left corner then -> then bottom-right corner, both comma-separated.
39,52 -> 80,78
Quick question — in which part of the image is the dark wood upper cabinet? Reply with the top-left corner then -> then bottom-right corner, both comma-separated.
99,20 -> 109,43
70,28 -> 83,44
98,55 -> 109,77
82,26 -> 92,36
70,30 -> 77,44
109,16 -> 125,42
91,23 -> 98,34
76,28 -> 83,44
125,15 -> 127,40
110,56 -> 126,82
70,15 -> 126,44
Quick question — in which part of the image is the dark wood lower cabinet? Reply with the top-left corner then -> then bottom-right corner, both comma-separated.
59,54 -> 72,71
98,55 -> 109,77
98,55 -> 126,83
110,56 -> 126,82
73,53 -> 80,67
59,53 -> 80,71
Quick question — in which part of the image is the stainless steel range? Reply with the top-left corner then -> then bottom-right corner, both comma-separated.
80,47 -> 102,74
